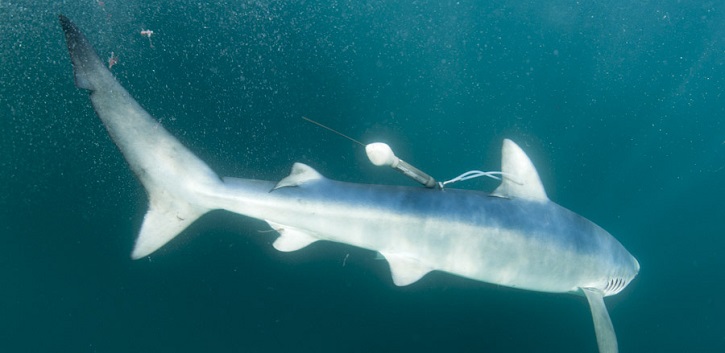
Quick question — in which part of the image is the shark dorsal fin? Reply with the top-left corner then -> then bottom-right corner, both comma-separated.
492,139 -> 549,202
273,163 -> 324,190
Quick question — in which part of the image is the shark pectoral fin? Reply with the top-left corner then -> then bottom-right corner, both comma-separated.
581,287 -> 619,353
380,252 -> 432,286
272,163 -> 324,190
266,220 -> 319,252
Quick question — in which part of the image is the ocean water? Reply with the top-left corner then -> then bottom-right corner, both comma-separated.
2,1 -> 724,352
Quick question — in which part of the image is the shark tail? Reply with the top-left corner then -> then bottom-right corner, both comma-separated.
60,15 -> 224,259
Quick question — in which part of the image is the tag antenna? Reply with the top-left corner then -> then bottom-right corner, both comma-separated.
302,116 -> 364,147
301,116 -> 438,189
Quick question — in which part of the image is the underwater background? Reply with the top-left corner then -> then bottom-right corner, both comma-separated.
2,1 -> 723,352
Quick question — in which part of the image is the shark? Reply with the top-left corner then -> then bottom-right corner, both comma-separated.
59,15 -> 639,353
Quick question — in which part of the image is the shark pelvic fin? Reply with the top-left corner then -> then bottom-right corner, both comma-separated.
273,163 -> 324,190
380,252 -> 433,286
582,287 -> 619,353
492,139 -> 548,202
266,220 -> 319,252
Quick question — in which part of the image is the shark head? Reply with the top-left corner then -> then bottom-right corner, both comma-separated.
594,245 -> 640,297
604,255 -> 640,296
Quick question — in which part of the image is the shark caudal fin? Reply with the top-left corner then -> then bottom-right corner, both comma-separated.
59,15 -> 224,259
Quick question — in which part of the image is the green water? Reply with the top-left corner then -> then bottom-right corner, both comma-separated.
2,1 -> 723,352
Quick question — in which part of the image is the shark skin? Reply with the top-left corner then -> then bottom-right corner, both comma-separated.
59,15 -> 638,353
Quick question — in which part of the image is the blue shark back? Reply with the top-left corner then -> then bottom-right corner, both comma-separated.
264,177 -> 638,295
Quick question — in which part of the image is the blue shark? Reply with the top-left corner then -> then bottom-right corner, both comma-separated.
59,15 -> 638,353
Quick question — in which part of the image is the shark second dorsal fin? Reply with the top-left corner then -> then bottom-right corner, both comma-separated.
273,163 -> 324,190
492,139 -> 549,202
